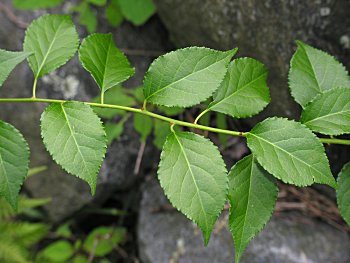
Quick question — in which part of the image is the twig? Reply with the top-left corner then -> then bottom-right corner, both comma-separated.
133,141 -> 146,175
0,2 -> 28,29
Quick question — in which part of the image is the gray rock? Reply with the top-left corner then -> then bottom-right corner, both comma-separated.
0,0 -> 170,221
138,179 -> 350,263
154,0 -> 350,123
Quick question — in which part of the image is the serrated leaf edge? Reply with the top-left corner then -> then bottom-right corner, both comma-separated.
157,130 -> 228,244
40,102 -> 107,195
23,14 -> 80,79
288,40 -> 350,108
0,121 -> 30,209
300,87 -> 350,136
228,155 -> 278,263
143,46 -> 238,108
78,33 -> 135,92
336,162 -> 350,226
246,117 -> 336,188
208,57 -> 271,118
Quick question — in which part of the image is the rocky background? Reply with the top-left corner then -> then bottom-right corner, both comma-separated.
0,0 -> 350,262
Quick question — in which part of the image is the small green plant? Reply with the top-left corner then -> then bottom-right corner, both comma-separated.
1,14 -> 350,262
36,224 -> 126,263
0,176 -> 50,263
12,0 -> 156,32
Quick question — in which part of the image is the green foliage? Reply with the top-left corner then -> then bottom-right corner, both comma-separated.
118,0 -> 156,25
0,121 -> 29,209
13,0 -> 64,10
1,13 -> 350,261
228,155 -> 278,263
105,0 -> 123,27
0,50 -> 32,87
83,226 -> 126,256
23,15 -> 79,80
13,0 -> 156,33
79,33 -> 135,98
40,241 -> 74,262
153,120 -> 171,149
158,131 -> 228,244
337,162 -> 350,226
246,118 -> 336,188
73,1 -> 97,33
0,195 -> 49,263
143,47 -> 237,107
301,87 -> 350,135
105,122 -> 124,145
92,86 -> 135,119
208,58 -> 270,118
40,102 -> 107,194
133,114 -> 153,142
216,113 -> 228,147
289,40 -> 350,107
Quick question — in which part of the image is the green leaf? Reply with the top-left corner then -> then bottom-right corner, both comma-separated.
83,227 -> 126,256
216,113 -> 228,147
79,33 -> 135,95
23,14 -> 79,79
158,131 -> 228,244
41,241 -> 74,262
289,41 -> 350,107
87,0 -> 107,6
40,102 -> 107,194
13,0 -> 64,9
105,122 -> 124,145
92,86 -> 135,118
246,117 -> 336,188
143,47 -> 237,107
228,155 -> 277,263
208,58 -> 270,118
0,121 -> 29,209
337,162 -> 350,226
106,0 -> 124,27
0,50 -> 32,88
77,2 -> 97,33
300,87 -> 350,135
118,0 -> 155,25
153,120 -> 171,149
157,105 -> 185,116
133,114 -> 153,142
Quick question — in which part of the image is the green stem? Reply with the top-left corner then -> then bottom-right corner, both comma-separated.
319,138 -> 350,145
0,97 -> 244,137
101,91 -> 104,104
194,108 -> 210,124
32,78 -> 38,98
0,97 -> 350,146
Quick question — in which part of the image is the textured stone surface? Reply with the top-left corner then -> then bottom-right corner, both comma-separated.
138,179 -> 350,263
0,0 -> 170,221
154,0 -> 350,123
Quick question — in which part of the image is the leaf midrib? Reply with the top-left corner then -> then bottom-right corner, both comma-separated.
237,156 -> 254,256
210,72 -> 266,110
300,45 -> 322,93
100,37 -> 113,92
173,132 -> 209,231
35,19 -> 66,78
249,132 -> 325,183
60,104 -> 90,181
145,53 -> 230,101
303,108 -> 350,125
